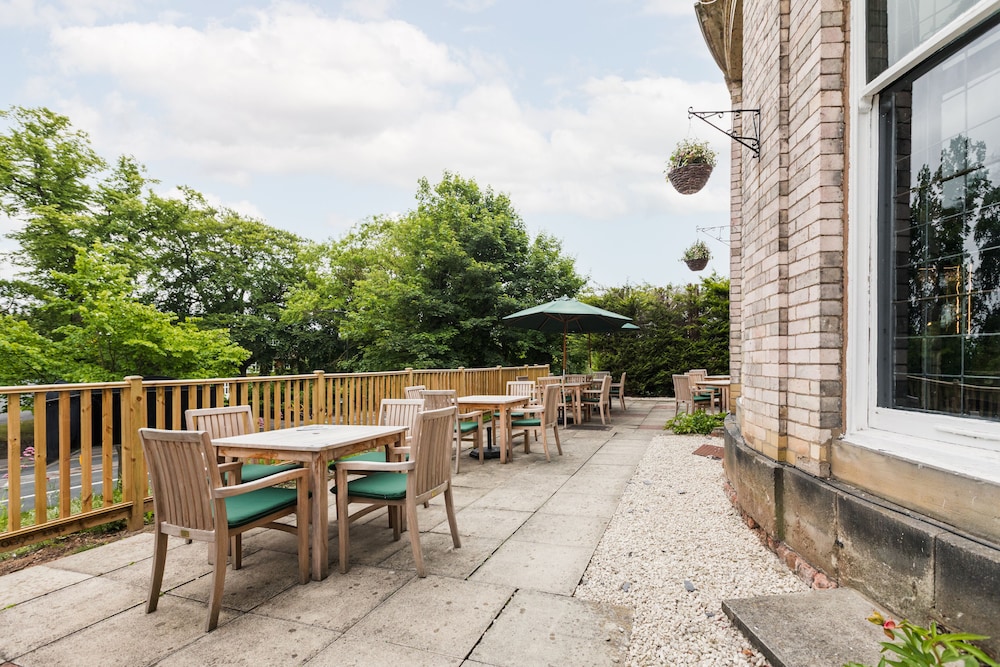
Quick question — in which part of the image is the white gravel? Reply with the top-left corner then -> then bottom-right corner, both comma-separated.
575,432 -> 808,666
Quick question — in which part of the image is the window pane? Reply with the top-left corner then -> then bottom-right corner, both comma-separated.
879,21 -> 1000,422
867,0 -> 982,81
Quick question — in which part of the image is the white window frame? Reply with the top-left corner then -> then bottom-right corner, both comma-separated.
847,1 -> 1000,469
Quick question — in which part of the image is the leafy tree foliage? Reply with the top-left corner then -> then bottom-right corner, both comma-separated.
285,173 -> 584,371
0,106 -> 301,377
584,275 -> 730,396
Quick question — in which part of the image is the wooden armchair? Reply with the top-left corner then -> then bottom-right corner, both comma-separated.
609,372 -> 627,411
581,374 -> 612,425
420,389 -> 484,472
672,374 -> 713,415
334,406 -> 461,576
510,383 -> 563,461
185,405 -> 300,483
139,428 -> 309,631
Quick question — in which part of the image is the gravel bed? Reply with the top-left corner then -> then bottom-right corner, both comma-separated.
575,432 -> 808,666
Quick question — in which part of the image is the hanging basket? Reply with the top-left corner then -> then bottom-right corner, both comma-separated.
667,163 -> 713,195
684,257 -> 709,271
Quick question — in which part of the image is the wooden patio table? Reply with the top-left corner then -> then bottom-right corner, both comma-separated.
211,424 -> 408,580
692,378 -> 732,413
456,395 -> 530,464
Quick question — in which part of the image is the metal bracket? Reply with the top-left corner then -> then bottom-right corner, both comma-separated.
688,107 -> 761,158
697,225 -> 730,247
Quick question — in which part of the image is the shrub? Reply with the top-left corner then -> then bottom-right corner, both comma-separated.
665,410 -> 726,435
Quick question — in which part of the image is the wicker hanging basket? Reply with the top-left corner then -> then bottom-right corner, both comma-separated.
667,163 -> 713,195
684,257 -> 709,271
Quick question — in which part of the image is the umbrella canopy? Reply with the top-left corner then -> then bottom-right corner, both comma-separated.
503,296 -> 634,375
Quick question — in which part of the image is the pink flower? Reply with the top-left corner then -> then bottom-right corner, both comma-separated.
882,619 -> 897,639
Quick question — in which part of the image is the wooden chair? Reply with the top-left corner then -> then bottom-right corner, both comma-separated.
510,383 -> 563,462
139,428 -> 309,631
610,372 -> 627,411
581,374 -> 612,425
673,374 -> 713,415
420,389 -> 484,472
185,405 -> 300,482
404,384 -> 425,400
687,369 -> 721,411
506,380 -> 537,404
335,398 -> 424,468
334,406 -> 461,576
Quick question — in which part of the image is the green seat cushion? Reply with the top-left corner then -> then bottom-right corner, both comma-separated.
581,396 -> 602,403
328,449 -> 387,469
510,418 -> 541,427
225,487 -> 298,528
240,462 -> 301,482
340,471 -> 407,500
458,421 -> 479,434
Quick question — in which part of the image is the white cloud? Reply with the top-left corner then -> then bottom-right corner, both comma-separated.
342,0 -> 394,21
0,0 -> 135,28
40,1 -> 729,232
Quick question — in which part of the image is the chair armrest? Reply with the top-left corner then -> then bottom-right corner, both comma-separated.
218,461 -> 243,485
335,459 -> 415,473
516,405 -> 545,416
215,466 -> 309,497
458,410 -> 483,425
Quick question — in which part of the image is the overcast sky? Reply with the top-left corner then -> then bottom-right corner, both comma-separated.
1,0 -> 733,289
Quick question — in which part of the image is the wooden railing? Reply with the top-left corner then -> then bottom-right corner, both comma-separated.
0,364 -> 549,551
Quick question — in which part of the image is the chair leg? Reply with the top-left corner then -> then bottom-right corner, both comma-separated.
336,469 -> 352,574
444,486 -> 461,550
206,535 -> 228,631
539,427 -> 550,462
147,532 -> 168,614
405,500 -> 425,577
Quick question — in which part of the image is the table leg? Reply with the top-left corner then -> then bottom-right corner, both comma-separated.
308,457 -> 328,580
498,407 -> 508,463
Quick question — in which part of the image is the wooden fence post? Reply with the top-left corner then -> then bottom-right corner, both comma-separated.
313,370 -> 326,424
122,375 -> 147,531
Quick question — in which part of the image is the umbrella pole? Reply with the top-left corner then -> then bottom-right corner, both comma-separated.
562,323 -> 568,376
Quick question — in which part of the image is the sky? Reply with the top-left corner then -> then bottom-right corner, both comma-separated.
0,0 -> 733,289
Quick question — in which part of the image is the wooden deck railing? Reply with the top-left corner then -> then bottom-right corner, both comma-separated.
0,364 -> 549,551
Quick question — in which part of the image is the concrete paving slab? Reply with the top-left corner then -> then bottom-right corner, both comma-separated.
723,588 -> 889,667
0,564 -> 91,608
102,538 -> 214,591
468,478 -> 563,513
254,564 -> 412,632
380,533 -> 502,579
156,611 -> 338,666
538,490 -> 623,519
344,575 -> 513,659
306,636 -> 460,667
443,506 -> 532,540
168,548 -> 309,612
469,589 -> 631,667
16,594 -> 229,667
512,512 -> 610,548
45,531 -> 158,576
470,540 -> 595,596
2,576 -> 145,660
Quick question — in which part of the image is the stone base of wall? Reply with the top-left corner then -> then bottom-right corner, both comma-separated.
723,416 -> 1000,659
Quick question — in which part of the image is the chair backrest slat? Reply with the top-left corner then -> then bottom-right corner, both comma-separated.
672,374 -> 692,403
411,406 -> 457,495
404,385 -> 426,400
379,398 -> 424,443
506,380 -> 535,399
140,428 -> 220,533
541,383 -> 562,428
185,405 -> 254,437
419,389 -> 456,411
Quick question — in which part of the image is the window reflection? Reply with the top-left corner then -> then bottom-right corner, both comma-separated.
881,21 -> 1000,421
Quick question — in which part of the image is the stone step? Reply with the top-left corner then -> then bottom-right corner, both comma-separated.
723,588 -> 890,667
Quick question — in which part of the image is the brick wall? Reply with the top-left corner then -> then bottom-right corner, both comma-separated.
734,0 -> 848,475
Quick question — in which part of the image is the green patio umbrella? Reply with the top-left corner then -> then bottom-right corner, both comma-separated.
502,296 -> 634,375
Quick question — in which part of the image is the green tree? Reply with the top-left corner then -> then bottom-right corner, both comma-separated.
285,173 -> 585,371
586,275 -> 730,396
41,244 -> 250,381
0,106 -> 106,291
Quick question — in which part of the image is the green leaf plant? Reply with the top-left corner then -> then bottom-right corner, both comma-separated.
845,611 -> 998,667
